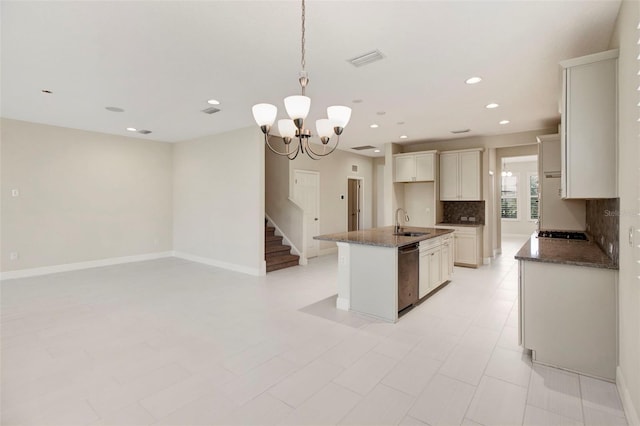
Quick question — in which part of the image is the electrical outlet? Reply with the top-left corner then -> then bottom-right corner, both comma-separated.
11,189 -> 19,197
469,217 -> 476,222
9,252 -> 19,261
609,243 -> 613,254
461,216 -> 468,221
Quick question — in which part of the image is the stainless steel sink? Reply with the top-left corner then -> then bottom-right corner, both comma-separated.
394,232 -> 429,237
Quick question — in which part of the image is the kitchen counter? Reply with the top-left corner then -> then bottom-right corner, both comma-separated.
436,222 -> 484,228
515,233 -> 617,270
314,226 -> 454,248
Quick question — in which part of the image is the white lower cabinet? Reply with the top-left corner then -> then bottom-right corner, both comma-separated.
419,235 -> 453,299
435,225 -> 483,267
519,260 -> 617,380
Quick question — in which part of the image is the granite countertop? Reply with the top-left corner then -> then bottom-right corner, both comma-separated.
515,234 -> 618,270
436,222 -> 484,228
314,226 -> 454,248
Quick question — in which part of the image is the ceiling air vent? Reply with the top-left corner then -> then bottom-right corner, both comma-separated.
352,145 -> 376,150
202,107 -> 221,115
137,129 -> 152,135
348,50 -> 385,67
451,129 -> 471,134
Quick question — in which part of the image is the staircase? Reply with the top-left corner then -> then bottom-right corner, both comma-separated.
265,223 -> 300,272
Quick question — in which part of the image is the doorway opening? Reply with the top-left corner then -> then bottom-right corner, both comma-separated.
347,178 -> 363,231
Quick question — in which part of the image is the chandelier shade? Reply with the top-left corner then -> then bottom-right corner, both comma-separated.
252,104 -> 277,128
327,106 -> 352,129
250,0 -> 351,160
284,95 -> 311,121
315,119 -> 334,140
278,119 -> 297,139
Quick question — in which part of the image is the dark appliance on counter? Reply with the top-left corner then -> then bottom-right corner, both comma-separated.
537,230 -> 588,240
398,243 -> 419,313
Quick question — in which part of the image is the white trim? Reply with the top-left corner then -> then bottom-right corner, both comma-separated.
560,48 -> 618,68
336,297 -> 350,311
483,257 -> 491,265
265,213 -> 307,265
0,251 -> 173,281
173,251 -> 264,276
617,366 -> 640,426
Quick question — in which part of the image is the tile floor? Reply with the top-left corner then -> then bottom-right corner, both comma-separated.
1,236 -> 628,425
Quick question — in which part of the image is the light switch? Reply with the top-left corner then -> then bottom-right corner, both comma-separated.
11,189 -> 19,197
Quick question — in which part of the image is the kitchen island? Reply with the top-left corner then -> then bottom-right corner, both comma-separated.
315,226 -> 454,322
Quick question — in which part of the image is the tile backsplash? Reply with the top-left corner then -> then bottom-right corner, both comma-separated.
586,198 -> 619,266
441,201 -> 485,225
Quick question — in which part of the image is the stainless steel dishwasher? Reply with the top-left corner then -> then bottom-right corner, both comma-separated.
398,243 -> 419,313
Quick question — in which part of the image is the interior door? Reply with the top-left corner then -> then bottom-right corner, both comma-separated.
347,179 -> 361,231
293,170 -> 320,258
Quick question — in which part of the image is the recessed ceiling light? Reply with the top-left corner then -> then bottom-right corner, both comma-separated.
486,103 -> 499,109
400,135 -> 408,139
41,89 -> 52,94
451,129 -> 470,134
377,111 -> 386,116
499,120 -> 510,125
126,127 -> 137,132
397,121 -> 405,125
352,99 -> 363,104
370,124 -> 379,128
105,106 -> 124,112
207,99 -> 220,105
465,76 -> 482,84
374,149 -> 381,153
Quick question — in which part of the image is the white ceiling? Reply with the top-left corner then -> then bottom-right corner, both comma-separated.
1,1 -> 621,157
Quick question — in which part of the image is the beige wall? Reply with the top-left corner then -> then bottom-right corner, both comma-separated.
610,1 -> 640,423
172,126 -> 265,275
0,118 -> 173,272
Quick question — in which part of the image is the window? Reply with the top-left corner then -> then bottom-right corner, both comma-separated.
529,173 -> 539,220
501,174 -> 518,219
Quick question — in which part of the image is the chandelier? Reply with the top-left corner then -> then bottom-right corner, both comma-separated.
251,0 -> 352,160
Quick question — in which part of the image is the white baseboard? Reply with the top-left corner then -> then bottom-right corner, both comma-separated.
0,251 -> 173,281
319,247 -> 338,256
617,366 -> 640,426
493,248 -> 502,256
336,297 -> 350,311
173,251 -> 264,277
483,257 -> 491,265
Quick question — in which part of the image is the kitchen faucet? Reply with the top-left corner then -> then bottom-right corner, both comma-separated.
395,208 -> 409,233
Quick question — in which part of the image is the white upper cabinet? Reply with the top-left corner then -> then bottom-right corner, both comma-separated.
394,152 -> 436,182
439,149 -> 482,201
560,49 -> 618,199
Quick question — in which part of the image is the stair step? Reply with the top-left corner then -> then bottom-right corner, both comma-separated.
266,254 -> 300,272
265,244 -> 291,256
265,226 -> 275,235
265,235 -> 283,246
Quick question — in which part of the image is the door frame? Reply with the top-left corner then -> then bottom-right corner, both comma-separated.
292,169 -> 320,259
346,176 -> 364,231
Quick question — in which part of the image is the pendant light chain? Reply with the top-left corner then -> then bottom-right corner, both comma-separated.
301,0 -> 306,72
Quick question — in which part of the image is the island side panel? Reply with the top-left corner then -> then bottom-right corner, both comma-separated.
349,244 -> 398,322
336,242 -> 351,311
